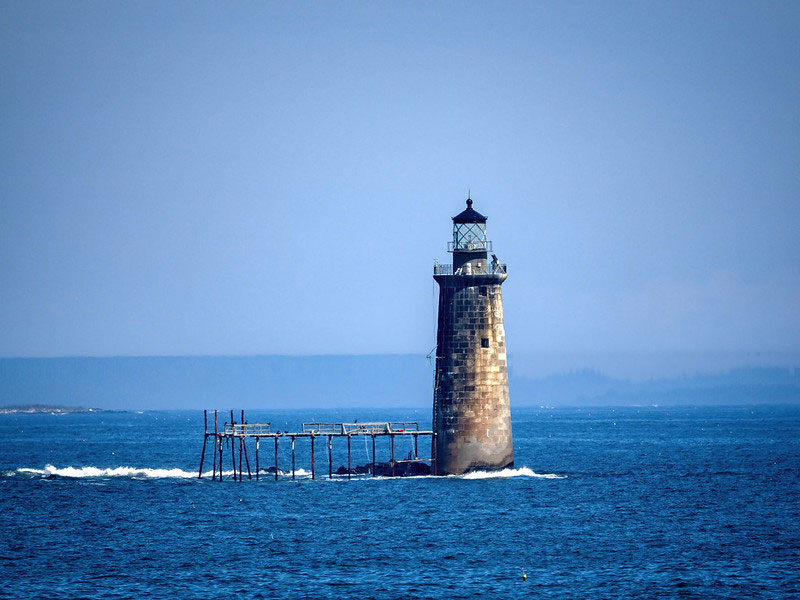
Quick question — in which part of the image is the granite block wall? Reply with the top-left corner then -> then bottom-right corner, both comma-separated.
432,273 -> 514,474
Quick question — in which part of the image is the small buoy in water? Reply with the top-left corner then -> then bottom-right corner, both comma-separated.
239,498 -> 243,502
522,571 -> 527,582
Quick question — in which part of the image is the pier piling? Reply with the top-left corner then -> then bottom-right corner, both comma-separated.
311,436 -> 315,479
198,409 -> 208,479
433,432 -> 438,476
212,410 -> 218,481
241,410 -> 252,480
218,432 -> 223,482
238,437 -> 243,480
230,411 -> 237,481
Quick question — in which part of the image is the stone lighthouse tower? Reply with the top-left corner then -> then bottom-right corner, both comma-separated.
432,197 -> 514,475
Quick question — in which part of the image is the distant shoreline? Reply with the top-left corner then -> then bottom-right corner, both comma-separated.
0,404 -> 102,414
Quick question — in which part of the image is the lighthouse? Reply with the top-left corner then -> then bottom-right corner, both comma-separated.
432,197 -> 514,475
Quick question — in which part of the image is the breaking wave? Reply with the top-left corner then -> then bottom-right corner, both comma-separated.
14,465 -> 222,479
8,465 -> 562,480
458,467 -> 565,479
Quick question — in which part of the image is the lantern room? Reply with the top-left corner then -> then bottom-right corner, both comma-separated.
449,197 -> 492,274
452,198 -> 487,251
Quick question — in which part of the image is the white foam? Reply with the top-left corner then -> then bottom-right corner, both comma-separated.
11,465 -> 563,480
342,466 -> 565,480
257,468 -> 312,478
458,467 -> 565,479
16,465 -> 231,479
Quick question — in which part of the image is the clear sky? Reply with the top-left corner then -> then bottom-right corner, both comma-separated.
1,2 -> 798,368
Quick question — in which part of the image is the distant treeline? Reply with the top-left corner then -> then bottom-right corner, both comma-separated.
1,355 -> 798,410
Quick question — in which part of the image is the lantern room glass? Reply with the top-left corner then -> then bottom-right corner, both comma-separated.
453,222 -> 487,251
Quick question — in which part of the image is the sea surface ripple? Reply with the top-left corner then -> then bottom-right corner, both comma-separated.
1,405 -> 798,599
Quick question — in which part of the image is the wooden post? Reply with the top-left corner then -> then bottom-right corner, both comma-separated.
218,434 -> 223,482
198,409 -> 208,479
238,437 -> 243,480
240,410 -> 252,480
347,435 -> 351,480
230,410 -> 237,481
310,436 -> 315,480
413,433 -> 418,459
371,434 -> 376,477
242,436 -> 252,481
274,436 -> 279,481
242,438 -> 251,480
212,410 -> 218,481
328,435 -> 332,479
433,432 -> 438,476
255,437 -> 259,481
291,436 -> 296,479
391,434 -> 395,477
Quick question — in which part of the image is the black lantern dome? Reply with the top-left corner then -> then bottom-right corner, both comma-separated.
452,198 -> 487,224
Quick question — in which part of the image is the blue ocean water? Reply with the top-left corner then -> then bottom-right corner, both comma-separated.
1,405 -> 799,599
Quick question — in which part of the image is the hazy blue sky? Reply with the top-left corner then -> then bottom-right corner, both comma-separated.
1,2 -> 798,367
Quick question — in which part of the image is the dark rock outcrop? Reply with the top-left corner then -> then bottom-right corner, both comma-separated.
342,461 -> 431,477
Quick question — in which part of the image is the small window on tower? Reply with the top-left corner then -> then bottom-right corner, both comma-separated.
479,286 -> 488,296
481,338 -> 490,348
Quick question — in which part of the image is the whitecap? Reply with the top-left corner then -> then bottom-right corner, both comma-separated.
458,467 -> 565,479
12,464 -> 563,481
16,465 -> 232,479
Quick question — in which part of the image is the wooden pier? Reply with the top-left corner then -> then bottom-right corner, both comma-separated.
198,410 -> 438,481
